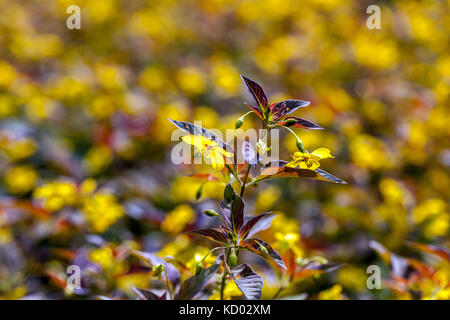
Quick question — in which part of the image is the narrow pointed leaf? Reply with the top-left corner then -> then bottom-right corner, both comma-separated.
259,166 -> 346,184
222,183 -> 245,233
176,263 -> 220,300
279,116 -> 323,130
273,100 -> 310,117
169,119 -> 233,152
241,238 -> 286,270
241,75 -> 268,108
190,229 -> 229,245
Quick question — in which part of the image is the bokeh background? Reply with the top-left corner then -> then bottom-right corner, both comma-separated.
0,0 -> 449,300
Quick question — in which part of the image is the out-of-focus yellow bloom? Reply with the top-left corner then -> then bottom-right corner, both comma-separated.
0,136 -> 37,161
186,247 -> 217,272
0,95 -> 16,118
116,273 -> 151,295
209,280 -> 242,300
181,135 -> 233,170
139,65 -> 170,92
0,227 -> 13,244
286,148 -> 334,170
337,266 -> 367,291
171,177 -> 223,202
10,34 -> 62,60
412,199 -> 447,224
0,61 -> 17,88
379,178 -> 412,207
255,186 -> 281,212
25,96 -> 58,122
82,145 -> 113,175
176,67 -> 206,96
350,135 -> 392,170
82,192 -> 124,233
87,95 -> 120,119
193,106 -> 219,129
95,64 -> 125,91
352,33 -> 398,70
4,165 -> 38,194
79,178 -> 98,196
161,204 -> 195,234
33,180 -> 77,211
90,246 -> 114,269
211,61 -> 240,96
318,284 -> 345,300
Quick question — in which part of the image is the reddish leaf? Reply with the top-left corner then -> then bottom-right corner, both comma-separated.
230,264 -> 263,300
408,242 -> 450,261
240,213 -> 273,240
259,166 -> 346,184
244,103 -> 263,119
241,75 -> 268,108
241,238 -> 286,270
279,116 -> 323,130
190,228 -> 229,245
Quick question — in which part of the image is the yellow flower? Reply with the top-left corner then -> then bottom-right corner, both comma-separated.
181,135 -> 233,170
4,165 -> 38,194
82,192 -> 124,233
33,181 -> 77,211
161,204 -> 195,234
286,148 -> 334,170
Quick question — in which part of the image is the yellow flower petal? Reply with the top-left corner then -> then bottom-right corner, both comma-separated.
311,148 -> 334,159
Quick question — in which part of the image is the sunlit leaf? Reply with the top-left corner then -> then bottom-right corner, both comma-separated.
244,103 -> 263,119
169,119 -> 233,151
259,166 -> 346,184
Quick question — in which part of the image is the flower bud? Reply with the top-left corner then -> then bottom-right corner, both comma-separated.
296,139 -> 306,153
229,248 -> 237,267
203,209 -> 220,217
235,117 -> 244,129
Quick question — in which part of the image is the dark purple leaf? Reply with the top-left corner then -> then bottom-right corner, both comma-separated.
241,238 -> 286,270
279,116 -> 323,130
222,183 -> 245,233
176,263 -> 220,300
241,75 -> 268,108
272,100 -> 310,118
190,229 -> 229,245
133,287 -> 167,300
169,119 -> 233,152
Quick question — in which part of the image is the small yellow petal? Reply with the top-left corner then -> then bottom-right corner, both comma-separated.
311,148 -> 334,159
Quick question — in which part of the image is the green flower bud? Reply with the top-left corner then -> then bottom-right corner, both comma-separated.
296,139 -> 306,153
235,117 -> 244,129
260,245 -> 269,255
229,248 -> 237,267
203,209 -> 220,217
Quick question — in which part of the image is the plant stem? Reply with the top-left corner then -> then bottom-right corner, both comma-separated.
220,268 -> 227,300
240,164 -> 251,197
163,268 -> 174,300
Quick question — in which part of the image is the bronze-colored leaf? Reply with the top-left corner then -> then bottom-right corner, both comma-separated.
190,228 -> 229,245
241,238 -> 286,270
241,75 -> 268,108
